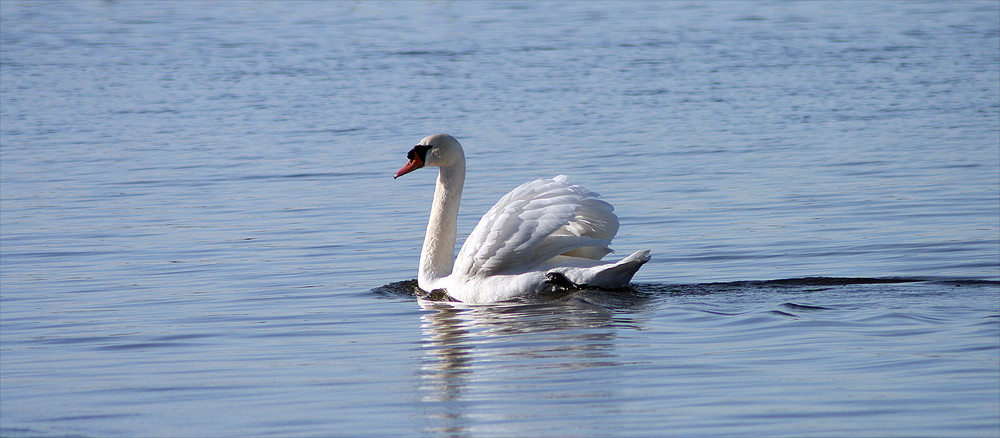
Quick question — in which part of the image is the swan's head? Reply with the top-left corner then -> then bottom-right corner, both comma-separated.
394,133 -> 463,179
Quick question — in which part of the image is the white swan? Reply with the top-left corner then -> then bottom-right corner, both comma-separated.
394,134 -> 651,303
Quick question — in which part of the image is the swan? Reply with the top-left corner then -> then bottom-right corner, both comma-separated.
394,134 -> 651,303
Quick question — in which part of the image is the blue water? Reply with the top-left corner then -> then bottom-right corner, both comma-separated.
2,1 -> 998,436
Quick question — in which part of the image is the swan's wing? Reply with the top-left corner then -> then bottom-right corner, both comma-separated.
453,175 -> 620,278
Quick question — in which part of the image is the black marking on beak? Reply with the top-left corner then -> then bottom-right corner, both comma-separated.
408,145 -> 432,162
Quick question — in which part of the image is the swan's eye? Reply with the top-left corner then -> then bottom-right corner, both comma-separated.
408,145 -> 433,162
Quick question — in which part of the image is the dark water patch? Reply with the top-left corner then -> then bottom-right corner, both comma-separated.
107,172 -> 363,188
858,312 -> 950,325
742,277 -> 928,287
303,127 -> 365,134
32,335 -> 126,346
391,50 -> 477,57
3,250 -> 115,259
695,308 -> 744,317
766,310 -> 799,318
782,302 -> 833,311
237,172 -> 359,181
631,277 -> 932,297
150,333 -> 216,342
94,341 -> 201,351
0,427 -> 56,438
927,278 -> 1000,287
41,413 -> 142,422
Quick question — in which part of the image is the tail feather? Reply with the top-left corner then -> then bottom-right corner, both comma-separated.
550,249 -> 651,289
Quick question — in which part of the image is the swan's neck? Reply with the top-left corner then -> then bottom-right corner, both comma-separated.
419,157 -> 465,288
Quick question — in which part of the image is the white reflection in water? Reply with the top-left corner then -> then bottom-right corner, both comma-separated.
415,291 -> 653,435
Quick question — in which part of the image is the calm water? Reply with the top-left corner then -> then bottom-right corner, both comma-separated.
2,1 -> 998,436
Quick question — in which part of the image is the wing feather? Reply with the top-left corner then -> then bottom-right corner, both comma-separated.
454,175 -> 620,278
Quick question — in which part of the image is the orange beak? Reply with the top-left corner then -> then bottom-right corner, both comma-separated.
394,156 -> 424,179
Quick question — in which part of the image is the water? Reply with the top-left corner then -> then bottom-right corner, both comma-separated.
1,1 -> 998,436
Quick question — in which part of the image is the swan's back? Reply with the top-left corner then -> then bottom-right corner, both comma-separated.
453,175 -> 620,279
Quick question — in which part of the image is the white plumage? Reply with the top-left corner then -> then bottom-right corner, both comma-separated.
395,134 -> 650,303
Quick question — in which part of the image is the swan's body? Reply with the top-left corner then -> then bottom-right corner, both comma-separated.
395,134 -> 650,303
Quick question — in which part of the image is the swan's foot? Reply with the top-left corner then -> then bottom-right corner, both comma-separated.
416,287 -> 458,302
545,272 -> 582,290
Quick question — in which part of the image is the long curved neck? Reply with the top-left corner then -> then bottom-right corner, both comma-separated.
419,154 -> 465,288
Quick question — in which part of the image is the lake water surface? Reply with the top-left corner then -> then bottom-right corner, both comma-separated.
2,1 -> 998,437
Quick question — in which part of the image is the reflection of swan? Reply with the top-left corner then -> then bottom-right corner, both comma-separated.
420,296 -> 619,336
416,292 -> 653,435
395,134 -> 651,304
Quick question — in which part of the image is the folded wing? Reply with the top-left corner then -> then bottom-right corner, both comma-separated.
453,175 -> 620,278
